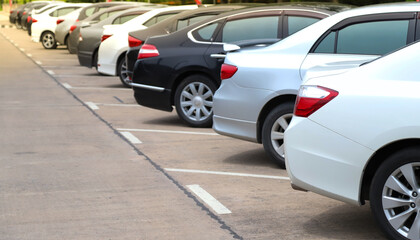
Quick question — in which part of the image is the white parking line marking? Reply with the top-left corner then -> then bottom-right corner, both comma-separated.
92,103 -> 140,107
56,85 -> 131,91
19,48 -> 25,52
35,61 -> 42,65
63,83 -> 72,89
27,53 -> 32,57
187,184 -> 231,215
120,131 -> 142,144
47,70 -> 55,75
85,102 -> 99,110
117,128 -> 219,136
165,168 -> 290,181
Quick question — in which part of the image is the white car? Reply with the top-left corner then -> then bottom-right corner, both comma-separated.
31,3 -> 90,49
284,40 -> 420,240
213,2 -> 420,168
97,5 -> 197,87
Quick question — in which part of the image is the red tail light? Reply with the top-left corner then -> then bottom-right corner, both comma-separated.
294,85 -> 338,118
27,16 -> 31,23
101,34 -> 112,42
69,25 -> 77,34
57,19 -> 64,25
10,10 -> 14,14
138,44 -> 159,59
23,11 -> 26,15
128,35 -> 142,48
32,18 -> 37,23
220,64 -> 238,80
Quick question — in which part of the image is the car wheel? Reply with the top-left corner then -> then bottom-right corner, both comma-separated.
41,31 -> 57,49
174,75 -> 217,128
370,148 -> 420,240
93,50 -> 98,70
262,102 -> 294,168
16,20 -> 22,29
118,57 -> 131,88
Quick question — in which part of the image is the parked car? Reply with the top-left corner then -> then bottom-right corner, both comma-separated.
77,6 -> 163,69
212,2 -> 420,168
123,5 -> 245,87
31,3 -> 89,49
97,5 -> 202,87
20,1 -> 54,30
13,1 -> 51,28
285,39 -> 420,240
27,2 -> 65,36
67,4 -> 150,54
131,5 -> 337,128
54,7 -> 84,47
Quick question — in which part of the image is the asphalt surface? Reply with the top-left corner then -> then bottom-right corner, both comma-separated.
0,9 -> 387,240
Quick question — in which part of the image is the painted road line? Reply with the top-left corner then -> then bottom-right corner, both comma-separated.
63,83 -> 72,89
19,48 -> 25,52
47,70 -> 55,75
85,102 -> 99,110
93,103 -> 140,107
35,61 -> 42,65
117,128 -> 219,136
27,53 -> 32,57
120,131 -> 142,144
165,168 -> 290,181
187,184 -> 231,215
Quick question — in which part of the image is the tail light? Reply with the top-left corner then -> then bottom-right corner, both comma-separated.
57,19 -> 64,25
294,85 -> 338,118
138,44 -> 159,59
69,25 -> 77,34
101,34 -> 112,42
220,64 -> 238,80
10,10 -> 14,14
23,11 -> 26,15
27,16 -> 31,23
32,18 -> 37,23
128,35 -> 142,47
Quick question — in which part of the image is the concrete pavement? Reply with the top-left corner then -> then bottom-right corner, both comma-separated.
0,15 -> 239,240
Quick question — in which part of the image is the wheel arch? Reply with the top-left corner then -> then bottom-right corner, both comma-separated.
116,51 -> 127,75
360,139 -> 420,204
170,70 -> 218,105
40,30 -> 54,42
256,94 -> 297,143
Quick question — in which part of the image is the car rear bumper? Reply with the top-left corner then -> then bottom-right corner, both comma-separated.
132,84 -> 173,112
284,116 -> 373,206
97,62 -> 115,76
78,50 -> 93,68
213,115 -> 258,143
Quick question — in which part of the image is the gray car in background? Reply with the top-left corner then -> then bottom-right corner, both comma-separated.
67,3 -> 154,54
77,6 -> 158,69
55,7 -> 84,47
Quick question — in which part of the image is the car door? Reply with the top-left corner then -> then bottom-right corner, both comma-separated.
300,12 -> 418,80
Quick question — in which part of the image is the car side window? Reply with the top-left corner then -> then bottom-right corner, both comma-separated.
113,14 -> 139,25
221,16 -> 279,43
314,20 -> 410,55
288,16 -> 320,35
177,15 -> 214,31
49,10 -> 58,17
57,7 -> 78,17
144,13 -> 178,27
84,7 -> 95,17
192,22 -> 220,42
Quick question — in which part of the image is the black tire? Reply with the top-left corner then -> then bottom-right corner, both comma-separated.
15,20 -> 22,29
41,31 -> 57,49
174,75 -> 217,128
117,57 -> 131,88
370,148 -> 420,240
64,35 -> 69,48
261,102 -> 294,168
92,50 -> 98,70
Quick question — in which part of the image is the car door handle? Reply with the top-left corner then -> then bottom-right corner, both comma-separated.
210,54 -> 226,59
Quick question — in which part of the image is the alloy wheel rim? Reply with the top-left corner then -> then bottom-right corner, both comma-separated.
270,113 -> 293,158
382,162 -> 420,239
120,60 -> 131,85
180,82 -> 213,122
42,33 -> 54,48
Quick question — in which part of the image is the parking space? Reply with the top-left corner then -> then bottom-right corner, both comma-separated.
0,20 -> 387,239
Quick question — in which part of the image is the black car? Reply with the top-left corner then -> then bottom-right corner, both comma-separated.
132,5 -> 337,127
125,5 -> 245,84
